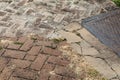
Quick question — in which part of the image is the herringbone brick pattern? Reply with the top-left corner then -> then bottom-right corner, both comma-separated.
0,36 -> 76,80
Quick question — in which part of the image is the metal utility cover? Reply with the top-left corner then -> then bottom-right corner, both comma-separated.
82,9 -> 120,56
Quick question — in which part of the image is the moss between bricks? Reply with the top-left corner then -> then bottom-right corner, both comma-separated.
52,38 -> 66,43
88,68 -> 99,77
0,46 -> 3,50
31,37 -> 37,41
14,41 -> 24,45
87,68 -> 106,80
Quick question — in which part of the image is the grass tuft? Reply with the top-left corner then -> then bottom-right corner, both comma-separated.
112,0 -> 120,7
31,37 -> 37,41
0,46 -> 3,50
14,42 -> 24,45
87,68 -> 100,77
52,38 -> 66,43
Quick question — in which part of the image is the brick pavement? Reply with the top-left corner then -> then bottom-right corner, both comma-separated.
0,0 -> 115,37
0,36 -> 77,80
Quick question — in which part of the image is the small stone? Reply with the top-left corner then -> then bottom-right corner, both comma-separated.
58,30 -> 82,43
65,22 -> 82,32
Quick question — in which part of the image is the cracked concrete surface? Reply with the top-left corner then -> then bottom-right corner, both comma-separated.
58,25 -> 120,80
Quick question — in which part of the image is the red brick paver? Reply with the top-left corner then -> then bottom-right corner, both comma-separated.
0,36 -> 77,80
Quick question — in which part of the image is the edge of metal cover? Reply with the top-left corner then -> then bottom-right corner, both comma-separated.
82,9 -> 120,23
81,9 -> 120,56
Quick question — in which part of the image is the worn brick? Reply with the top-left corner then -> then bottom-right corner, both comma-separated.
58,41 -> 69,47
38,74 -> 49,80
2,43 -> 9,48
43,47 -> 61,56
9,77 -> 26,80
13,68 -> 36,80
49,75 -> 62,80
30,54 -> 47,70
3,50 -> 26,59
47,56 -> 69,66
54,66 -> 76,78
20,39 -> 33,51
42,62 -> 55,71
24,54 -> 36,61
8,37 -> 18,41
0,67 -> 14,80
27,46 -> 41,56
7,43 -> 21,50
63,77 -> 76,80
35,41 -> 52,47
38,63 -> 55,80
8,59 -> 31,68
0,49 -> 5,56
37,36 -> 44,41
18,36 -> 27,43
17,0 -> 28,6
0,36 -> 79,80
0,57 -> 8,72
